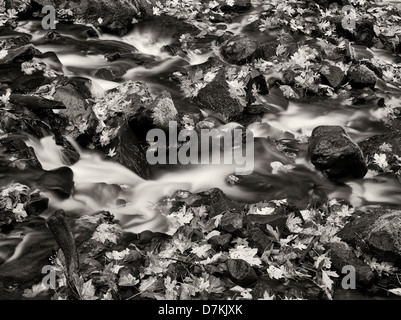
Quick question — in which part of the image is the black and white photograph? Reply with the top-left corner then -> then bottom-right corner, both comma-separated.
0,0 -> 401,309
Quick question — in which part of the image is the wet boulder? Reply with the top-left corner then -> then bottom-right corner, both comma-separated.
217,0 -> 251,13
319,63 -> 345,89
221,211 -> 245,235
308,126 -> 367,181
208,234 -> 232,251
329,242 -> 375,286
358,131 -> 401,172
101,121 -> 150,179
32,0 -> 142,35
129,90 -> 178,142
194,69 -> 243,122
338,209 -> 401,266
348,65 -> 377,89
0,44 -> 38,64
188,188 -> 244,218
226,259 -> 258,287
0,27 -> 31,48
0,136 -> 42,171
220,35 -> 259,65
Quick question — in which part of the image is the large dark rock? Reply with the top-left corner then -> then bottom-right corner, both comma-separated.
217,0 -> 251,13
245,227 -> 272,255
320,63 -> 345,89
208,234 -> 232,251
0,27 -> 31,48
0,44 -> 38,64
308,126 -> 367,181
221,211 -> 244,235
329,242 -> 375,286
37,167 -> 74,199
129,90 -> 178,142
244,213 -> 288,235
102,121 -> 150,179
0,136 -> 42,171
359,131 -> 401,171
337,209 -> 401,266
194,69 -> 243,122
226,259 -> 258,287
348,65 -> 377,89
252,276 -> 323,300
188,188 -> 244,218
220,35 -> 258,65
32,0 -> 141,35
9,94 -> 66,110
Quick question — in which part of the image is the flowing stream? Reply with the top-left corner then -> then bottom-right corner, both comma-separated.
13,10 -> 401,234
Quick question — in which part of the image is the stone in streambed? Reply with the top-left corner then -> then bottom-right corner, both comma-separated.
32,0 -> 141,35
220,35 -> 258,65
37,167 -> 74,199
129,90 -> 178,142
0,27 -> 31,48
194,69 -> 243,122
246,227 -> 272,255
338,209 -> 401,266
243,213 -> 288,235
103,121 -> 150,179
0,44 -> 39,64
226,259 -> 258,287
359,131 -> 401,170
329,242 -> 374,286
0,136 -> 42,171
208,234 -> 232,251
320,63 -> 345,89
189,188 -> 244,218
348,65 -> 377,89
217,0 -> 251,12
221,211 -> 244,235
25,192 -> 49,216
308,126 -> 367,181
9,94 -> 66,110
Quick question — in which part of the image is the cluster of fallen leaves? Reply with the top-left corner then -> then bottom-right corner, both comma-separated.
20,192 -> 400,300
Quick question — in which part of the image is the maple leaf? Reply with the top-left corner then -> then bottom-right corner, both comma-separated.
320,269 -> 339,292
119,274 -> 139,287
22,283 -> 49,298
91,223 -> 122,244
254,207 -> 275,215
266,224 -> 280,242
79,279 -> 98,300
107,147 -> 116,157
231,286 -> 253,300
139,276 -> 158,292
164,276 -> 179,300
258,290 -> 276,300
266,265 -> 285,279
229,245 -> 262,266
373,153 -> 388,170
388,288 -> 401,296
200,252 -> 226,265
379,142 -> 392,153
106,248 -> 130,261
166,206 -> 194,235
173,233 -> 193,254
13,203 -> 27,222
286,213 -> 303,233
191,244 -> 212,258
180,283 -> 198,299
